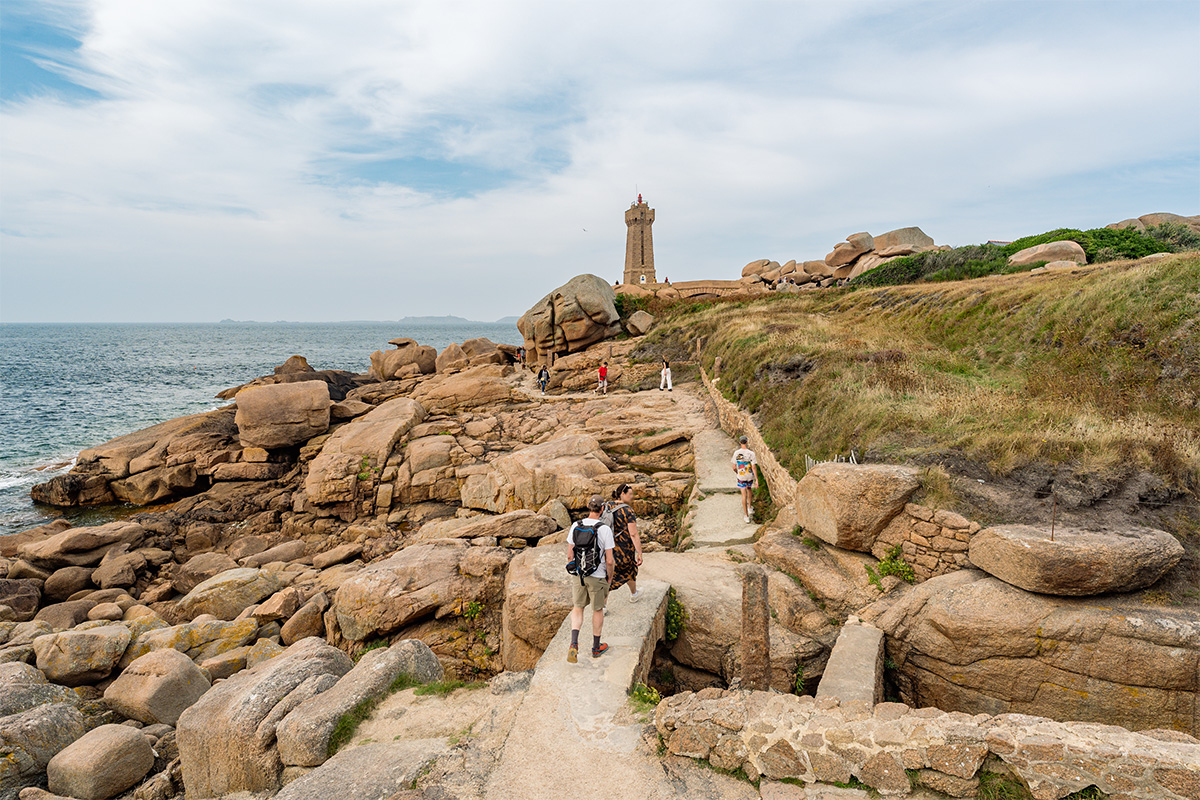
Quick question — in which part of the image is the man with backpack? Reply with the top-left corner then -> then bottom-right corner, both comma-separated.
565,495 -> 616,662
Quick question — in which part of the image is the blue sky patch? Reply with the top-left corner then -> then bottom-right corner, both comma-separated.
0,4 -> 100,103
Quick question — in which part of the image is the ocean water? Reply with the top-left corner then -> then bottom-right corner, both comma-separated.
0,322 -> 521,537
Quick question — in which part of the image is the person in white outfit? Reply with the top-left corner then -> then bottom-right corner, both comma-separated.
659,358 -> 672,391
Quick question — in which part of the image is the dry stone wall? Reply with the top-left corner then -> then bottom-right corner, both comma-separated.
700,366 -> 797,506
656,688 -> 1200,800
872,503 -> 980,581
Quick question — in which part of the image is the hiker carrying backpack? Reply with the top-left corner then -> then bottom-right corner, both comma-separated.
567,515 -> 610,585
565,494 -> 616,663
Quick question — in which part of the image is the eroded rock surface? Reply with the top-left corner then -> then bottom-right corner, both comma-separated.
968,524 -> 1183,596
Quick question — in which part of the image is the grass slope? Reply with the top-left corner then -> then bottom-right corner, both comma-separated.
638,254 -> 1199,515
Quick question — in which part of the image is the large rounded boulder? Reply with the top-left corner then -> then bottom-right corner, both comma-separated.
518,274 -> 620,365
795,463 -> 919,552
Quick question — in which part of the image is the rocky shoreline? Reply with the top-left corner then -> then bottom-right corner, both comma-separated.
1,276 -> 1196,800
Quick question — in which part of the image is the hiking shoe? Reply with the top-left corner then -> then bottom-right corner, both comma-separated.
567,644 -> 578,663
592,643 -> 609,658
744,514 -> 750,523
630,590 -> 641,603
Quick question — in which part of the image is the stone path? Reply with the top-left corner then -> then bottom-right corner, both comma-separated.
484,580 -> 678,800
687,428 -> 760,548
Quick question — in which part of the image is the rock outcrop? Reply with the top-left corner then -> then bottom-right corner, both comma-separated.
177,637 -> 353,798
794,463 -> 920,552
331,542 -> 511,642
47,723 -> 156,800
234,381 -> 331,449
104,648 -> 211,725
874,571 -> 1200,734
1007,240 -> 1086,267
968,524 -> 1183,596
276,639 -> 443,767
0,702 -> 88,795
518,274 -> 621,365
369,338 -> 437,380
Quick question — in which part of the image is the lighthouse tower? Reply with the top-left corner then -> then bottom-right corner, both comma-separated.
623,194 -> 656,285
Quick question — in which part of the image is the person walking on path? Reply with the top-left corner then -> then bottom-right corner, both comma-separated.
605,484 -> 643,603
732,435 -> 758,524
566,495 -> 615,661
659,358 -> 672,391
537,365 -> 550,394
596,361 -> 609,394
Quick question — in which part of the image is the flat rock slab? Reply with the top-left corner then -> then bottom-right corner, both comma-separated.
689,493 -> 758,548
692,429 -> 741,494
485,580 -> 674,800
274,739 -> 447,800
815,622 -> 884,706
969,524 -> 1184,596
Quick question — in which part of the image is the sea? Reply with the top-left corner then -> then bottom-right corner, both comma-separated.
0,321 -> 521,538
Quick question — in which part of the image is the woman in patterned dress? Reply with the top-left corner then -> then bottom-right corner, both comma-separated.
607,484 -> 643,601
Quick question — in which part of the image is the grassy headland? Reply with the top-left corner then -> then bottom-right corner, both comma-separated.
635,254 -> 1199,539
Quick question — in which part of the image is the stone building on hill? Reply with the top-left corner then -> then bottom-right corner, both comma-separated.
623,194 -> 656,285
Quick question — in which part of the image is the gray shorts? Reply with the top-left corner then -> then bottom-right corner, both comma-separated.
572,575 -> 609,610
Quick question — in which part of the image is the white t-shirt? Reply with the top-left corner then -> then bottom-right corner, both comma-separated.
732,447 -> 757,483
567,519 -> 615,579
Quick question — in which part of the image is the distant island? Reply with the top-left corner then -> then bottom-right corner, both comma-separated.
218,315 -> 519,325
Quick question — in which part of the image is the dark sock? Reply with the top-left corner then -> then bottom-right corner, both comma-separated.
593,635 -> 601,650
571,629 -> 579,647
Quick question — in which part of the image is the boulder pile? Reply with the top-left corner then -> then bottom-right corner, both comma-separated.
8,333 -> 718,796
739,225 -> 943,290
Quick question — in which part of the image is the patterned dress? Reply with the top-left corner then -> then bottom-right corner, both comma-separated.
608,503 -> 639,591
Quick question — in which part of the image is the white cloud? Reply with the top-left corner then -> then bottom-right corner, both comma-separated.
2,0 -> 1197,321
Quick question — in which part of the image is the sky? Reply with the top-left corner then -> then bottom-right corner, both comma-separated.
1,1 -> 1197,323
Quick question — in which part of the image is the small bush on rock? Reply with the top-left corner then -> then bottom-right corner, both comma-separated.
665,587 -> 686,641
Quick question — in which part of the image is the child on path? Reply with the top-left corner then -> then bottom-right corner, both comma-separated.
596,361 -> 608,394
566,495 -> 615,661
732,435 -> 758,524
659,359 -> 672,391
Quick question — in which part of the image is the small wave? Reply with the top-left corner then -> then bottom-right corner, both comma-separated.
0,454 -> 76,491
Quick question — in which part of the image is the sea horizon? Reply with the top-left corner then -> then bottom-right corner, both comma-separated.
0,320 -> 523,537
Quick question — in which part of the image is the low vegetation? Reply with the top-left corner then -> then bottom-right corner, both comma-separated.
328,673 -> 422,756
665,587 -> 686,641
640,256 -> 1200,505
850,224 -> 1184,288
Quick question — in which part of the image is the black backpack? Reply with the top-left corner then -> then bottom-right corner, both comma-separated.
568,519 -> 604,584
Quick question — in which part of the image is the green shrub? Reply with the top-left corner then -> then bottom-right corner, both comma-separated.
666,587 -> 686,641
630,682 -> 662,713
1145,221 -> 1200,252
851,226 -> 1170,288
866,545 -> 916,589
614,292 -> 650,321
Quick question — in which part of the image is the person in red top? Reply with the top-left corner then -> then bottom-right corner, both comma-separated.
596,361 -> 608,394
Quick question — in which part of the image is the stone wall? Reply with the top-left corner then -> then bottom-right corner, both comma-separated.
699,367 -> 798,507
656,688 -> 1200,800
872,503 -> 980,581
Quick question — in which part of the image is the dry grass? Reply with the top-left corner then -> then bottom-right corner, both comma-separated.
639,254 -> 1200,494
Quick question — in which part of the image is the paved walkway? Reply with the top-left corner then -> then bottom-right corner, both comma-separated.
484,580 -> 677,800
688,428 -> 759,548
